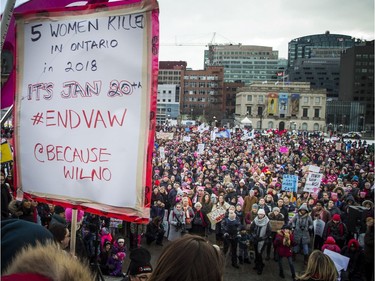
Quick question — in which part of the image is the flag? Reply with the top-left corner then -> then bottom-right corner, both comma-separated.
215,129 -> 231,138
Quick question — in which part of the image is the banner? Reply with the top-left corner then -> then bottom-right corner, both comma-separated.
278,93 -> 288,115
156,132 -> 174,140
14,0 -> 159,222
267,93 -> 278,115
290,94 -> 300,115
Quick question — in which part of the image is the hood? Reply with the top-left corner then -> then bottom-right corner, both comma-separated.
3,242 -> 93,281
326,236 -> 336,244
347,238 -> 360,250
298,203 -> 309,212
345,195 -> 355,203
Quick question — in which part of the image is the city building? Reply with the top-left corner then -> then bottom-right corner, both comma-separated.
223,81 -> 245,123
203,44 -> 287,84
339,40 -> 374,133
235,82 -> 326,132
288,31 -> 356,68
158,61 -> 187,86
180,66 -> 224,122
156,84 -> 180,124
326,101 -> 366,133
288,57 -> 340,99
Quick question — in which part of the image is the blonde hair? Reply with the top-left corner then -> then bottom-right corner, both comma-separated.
297,250 -> 337,281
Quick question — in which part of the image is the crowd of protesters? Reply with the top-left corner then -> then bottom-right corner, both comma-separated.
148,124 -> 374,281
1,123 -> 374,280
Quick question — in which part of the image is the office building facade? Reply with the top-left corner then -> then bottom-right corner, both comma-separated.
203,44 -> 287,84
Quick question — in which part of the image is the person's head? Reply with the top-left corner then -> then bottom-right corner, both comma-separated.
54,205 -> 65,218
315,200 -> 324,211
1,219 -> 54,273
194,202 -> 202,211
149,235 -> 224,281
48,223 -> 70,249
257,208 -> 266,219
128,247 -> 153,281
332,214 -> 341,224
104,240 -> 111,251
272,207 -> 280,214
252,203 -> 259,212
277,198 -> 284,207
297,250 -> 337,281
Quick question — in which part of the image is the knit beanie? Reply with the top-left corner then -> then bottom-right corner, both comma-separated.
128,247 -> 153,276
1,219 -> 54,273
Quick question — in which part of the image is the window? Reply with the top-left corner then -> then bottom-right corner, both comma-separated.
257,107 -> 263,116
303,97 -> 308,104
302,108 -> 308,117
315,97 -> 320,104
247,106 -> 252,115
258,95 -> 264,103
314,108 -> 320,118
302,123 -> 308,130
313,123 -> 319,131
247,95 -> 252,102
268,121 -> 273,129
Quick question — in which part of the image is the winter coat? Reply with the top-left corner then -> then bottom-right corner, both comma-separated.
274,230 -> 294,257
167,206 -> 186,241
341,239 -> 365,279
221,217 -> 241,238
323,220 -> 347,243
291,206 -> 313,245
364,225 -> 374,263
321,236 -> 341,253
249,216 -> 272,252
242,195 -> 258,214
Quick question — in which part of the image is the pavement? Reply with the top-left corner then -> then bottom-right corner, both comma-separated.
103,232 -> 306,281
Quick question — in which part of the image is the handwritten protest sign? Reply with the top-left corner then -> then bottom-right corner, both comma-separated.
207,206 -> 226,225
282,174 -> 298,192
14,1 -> 159,221
304,172 -> 323,193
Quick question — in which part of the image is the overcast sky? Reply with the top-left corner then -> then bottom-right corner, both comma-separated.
2,0 -> 374,70
158,0 -> 374,69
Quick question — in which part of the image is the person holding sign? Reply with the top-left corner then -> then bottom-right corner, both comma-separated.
273,224 -> 296,280
266,206 -> 285,261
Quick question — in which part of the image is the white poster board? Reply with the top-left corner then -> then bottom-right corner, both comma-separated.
15,3 -> 157,217
304,172 -> 323,193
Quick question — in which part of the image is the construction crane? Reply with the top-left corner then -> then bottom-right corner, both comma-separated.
161,32 -> 235,47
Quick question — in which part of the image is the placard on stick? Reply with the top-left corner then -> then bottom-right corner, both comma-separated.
14,0 -> 159,222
